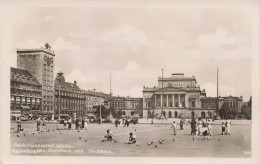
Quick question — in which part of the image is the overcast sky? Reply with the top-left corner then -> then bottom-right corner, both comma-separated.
5,6 -> 252,101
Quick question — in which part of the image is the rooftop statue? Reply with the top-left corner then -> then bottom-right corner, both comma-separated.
45,42 -> 51,49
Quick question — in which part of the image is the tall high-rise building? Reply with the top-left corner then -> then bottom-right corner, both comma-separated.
17,43 -> 55,114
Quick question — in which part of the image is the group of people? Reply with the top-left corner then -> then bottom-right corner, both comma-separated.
190,118 -> 213,140
62,117 -> 88,130
104,129 -> 137,144
114,117 -> 134,127
221,119 -> 231,135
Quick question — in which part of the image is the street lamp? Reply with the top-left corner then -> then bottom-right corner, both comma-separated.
152,86 -> 156,125
99,92 -> 102,120
58,85 -> 61,120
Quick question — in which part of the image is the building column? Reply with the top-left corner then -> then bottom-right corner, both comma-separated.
160,94 -> 163,108
155,94 -> 157,108
166,94 -> 168,108
172,94 -> 174,107
178,94 -> 180,107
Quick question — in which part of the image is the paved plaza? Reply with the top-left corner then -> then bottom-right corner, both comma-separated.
10,122 -> 251,157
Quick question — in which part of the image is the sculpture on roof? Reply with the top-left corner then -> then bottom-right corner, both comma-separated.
45,42 -> 51,49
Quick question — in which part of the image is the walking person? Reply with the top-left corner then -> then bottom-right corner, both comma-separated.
180,118 -> 184,130
197,118 -> 203,135
16,117 -> 22,132
221,122 -> 226,135
190,118 -> 197,135
68,117 -> 72,130
226,118 -> 231,135
171,121 -> 177,135
84,117 -> 88,130
36,117 -> 41,131
75,117 -> 79,130
78,117 -> 82,130
82,117 -> 85,129
207,118 -> 212,136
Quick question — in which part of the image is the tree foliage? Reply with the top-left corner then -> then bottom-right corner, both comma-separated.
93,105 -> 110,118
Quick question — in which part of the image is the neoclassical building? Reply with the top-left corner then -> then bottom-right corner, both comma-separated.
110,96 -> 143,117
143,73 -> 212,119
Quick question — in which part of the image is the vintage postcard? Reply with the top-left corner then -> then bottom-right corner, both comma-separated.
0,0 -> 260,164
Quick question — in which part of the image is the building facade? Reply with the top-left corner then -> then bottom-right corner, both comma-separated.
143,73 -> 209,119
17,44 -> 55,114
219,96 -> 243,112
200,96 -> 243,118
85,91 -> 105,114
10,67 -> 42,116
110,97 -> 143,117
54,72 -> 86,118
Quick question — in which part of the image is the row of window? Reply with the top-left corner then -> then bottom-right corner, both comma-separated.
11,96 -> 41,104
56,91 -> 85,99
11,75 -> 37,83
11,82 -> 41,90
11,89 -> 42,97
111,102 -> 126,108
161,80 -> 196,87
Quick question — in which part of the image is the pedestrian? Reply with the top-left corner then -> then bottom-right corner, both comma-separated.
75,117 -> 79,130
99,117 -> 102,125
226,118 -> 231,135
63,119 -> 67,130
180,118 -> 184,130
42,117 -> 46,126
202,124 -> 210,140
84,117 -> 88,130
190,118 -> 197,135
36,117 -> 41,131
124,118 -> 130,127
125,132 -> 137,144
68,117 -> 72,130
197,118 -> 203,135
16,117 -> 22,132
115,118 -> 119,127
104,129 -> 113,141
78,117 -> 82,129
82,117 -> 85,129
171,121 -> 177,135
207,118 -> 212,136
221,122 -> 226,135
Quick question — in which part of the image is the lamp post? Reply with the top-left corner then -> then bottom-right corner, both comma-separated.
99,92 -> 102,119
161,69 -> 164,117
58,86 -> 61,120
152,86 -> 156,125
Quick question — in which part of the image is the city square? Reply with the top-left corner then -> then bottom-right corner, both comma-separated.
1,2 -> 258,163
10,121 -> 251,157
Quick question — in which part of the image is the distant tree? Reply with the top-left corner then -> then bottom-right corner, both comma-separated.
219,103 -> 229,119
111,108 -> 123,118
93,105 -> 109,118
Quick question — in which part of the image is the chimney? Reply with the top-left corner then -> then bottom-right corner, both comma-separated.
74,80 -> 77,85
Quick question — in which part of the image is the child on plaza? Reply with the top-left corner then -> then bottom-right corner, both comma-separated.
221,122 -> 226,135
171,121 -> 177,136
125,132 -> 137,144
104,129 -> 113,141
